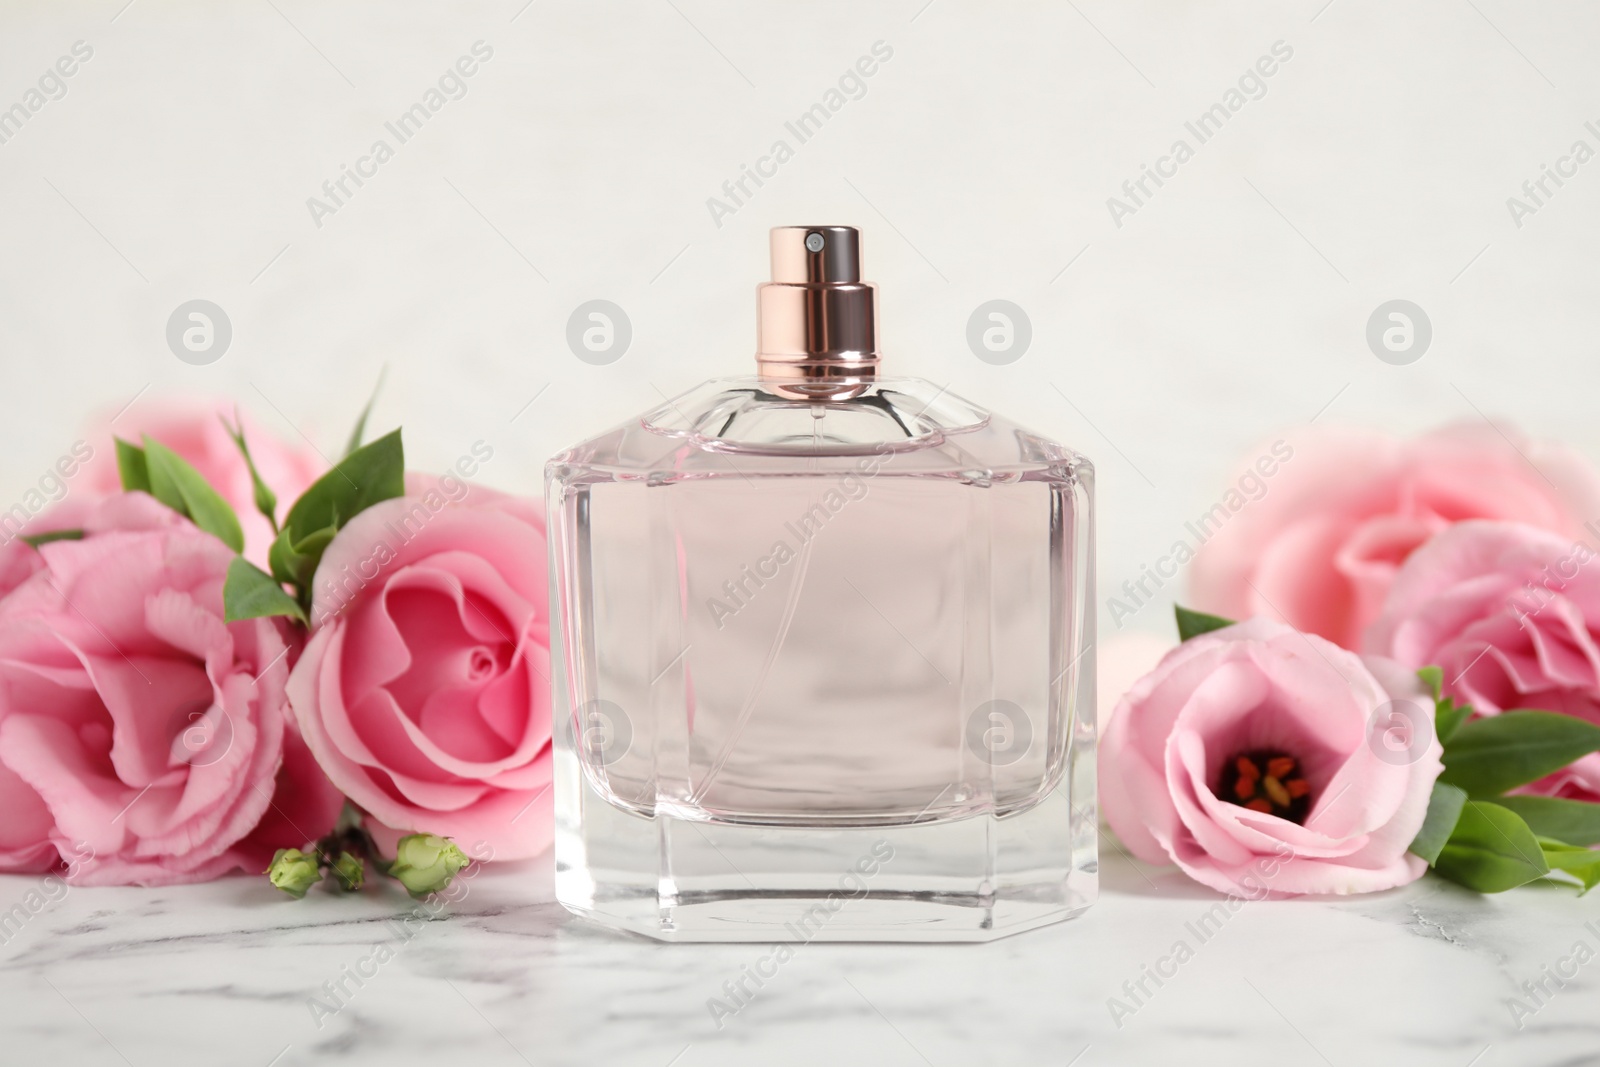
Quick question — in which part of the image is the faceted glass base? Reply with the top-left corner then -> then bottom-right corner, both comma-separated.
554,743 -> 1098,943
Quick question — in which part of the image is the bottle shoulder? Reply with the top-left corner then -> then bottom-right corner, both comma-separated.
547,377 -> 1092,482
643,377 -> 985,453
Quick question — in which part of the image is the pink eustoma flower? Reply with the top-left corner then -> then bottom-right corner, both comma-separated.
1368,520 -> 1600,801
1188,423 -> 1600,651
1101,617 -> 1442,896
0,494 -> 339,883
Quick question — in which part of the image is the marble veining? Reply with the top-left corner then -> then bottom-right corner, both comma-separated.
3,850 -> 1598,1066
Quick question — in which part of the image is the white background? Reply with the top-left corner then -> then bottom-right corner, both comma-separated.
6,6 -> 1600,1065
3,0 -> 1598,642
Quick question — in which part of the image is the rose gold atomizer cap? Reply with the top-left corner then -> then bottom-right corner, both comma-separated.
756,225 -> 879,400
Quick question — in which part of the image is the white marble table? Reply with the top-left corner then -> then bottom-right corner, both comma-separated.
3,848 -> 1595,1067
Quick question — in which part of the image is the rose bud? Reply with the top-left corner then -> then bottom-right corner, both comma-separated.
387,834 -> 469,899
330,851 -> 365,892
267,849 -> 321,899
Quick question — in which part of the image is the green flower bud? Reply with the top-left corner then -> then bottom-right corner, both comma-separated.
330,850 -> 365,892
387,834 -> 469,899
267,848 -> 321,899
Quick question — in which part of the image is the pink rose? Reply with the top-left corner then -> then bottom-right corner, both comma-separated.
0,758 -> 58,872
1101,617 -> 1442,896
0,494 -> 338,883
1367,520 -> 1600,800
82,397 -> 325,566
287,475 -> 553,860
1188,423 -> 1600,651
0,495 -> 101,602
233,714 -> 348,870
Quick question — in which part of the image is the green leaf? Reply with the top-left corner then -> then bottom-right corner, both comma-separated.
1435,700 -> 1472,746
344,368 -> 387,459
1539,838 -> 1600,894
1416,665 -> 1472,743
220,413 -> 279,533
142,437 -> 246,553
281,428 -> 403,547
1538,836 -> 1587,852
19,529 -> 85,549
1493,795 -> 1600,847
141,439 -> 188,514
267,527 -> 302,587
268,523 -> 338,590
223,557 -> 307,626
115,438 -> 150,493
1409,781 -> 1469,866
269,429 -> 402,592
1439,710 -> 1600,798
1433,801 -> 1550,892
1175,605 -> 1235,643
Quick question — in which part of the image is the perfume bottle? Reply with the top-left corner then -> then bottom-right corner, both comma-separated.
546,225 -> 1096,941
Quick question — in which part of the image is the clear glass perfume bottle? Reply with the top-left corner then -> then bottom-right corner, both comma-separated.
546,225 -> 1096,941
